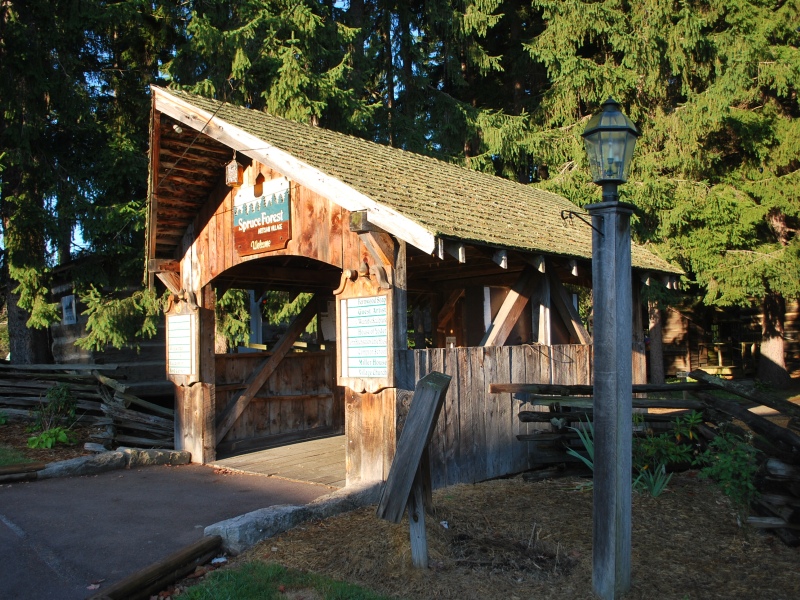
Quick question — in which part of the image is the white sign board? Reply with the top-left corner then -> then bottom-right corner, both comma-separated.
167,313 -> 196,376
61,295 -> 77,325
340,296 -> 388,379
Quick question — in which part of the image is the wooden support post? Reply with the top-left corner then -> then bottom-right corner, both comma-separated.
587,200 -> 634,599
408,462 -> 429,568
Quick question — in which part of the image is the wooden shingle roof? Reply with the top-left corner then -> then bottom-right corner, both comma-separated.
150,87 -> 679,274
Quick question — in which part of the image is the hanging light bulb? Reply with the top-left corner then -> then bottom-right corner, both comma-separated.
225,150 -> 244,187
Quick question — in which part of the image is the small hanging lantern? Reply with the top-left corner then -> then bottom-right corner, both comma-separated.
225,150 -> 244,188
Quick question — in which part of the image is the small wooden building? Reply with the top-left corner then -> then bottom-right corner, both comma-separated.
146,87 -> 679,487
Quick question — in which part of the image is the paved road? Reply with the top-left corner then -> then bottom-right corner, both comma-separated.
0,464 -> 330,599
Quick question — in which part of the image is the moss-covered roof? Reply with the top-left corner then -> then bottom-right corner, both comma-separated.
161,88 -> 679,274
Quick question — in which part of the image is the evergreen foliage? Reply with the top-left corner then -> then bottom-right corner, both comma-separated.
215,288 -> 252,348
1,1 -> 797,381
0,0 -> 182,358
523,0 -> 799,385
75,287 -> 161,351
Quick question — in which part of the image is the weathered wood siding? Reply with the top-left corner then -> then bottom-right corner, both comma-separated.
214,350 -> 343,455
397,345 -> 595,488
184,164 -> 362,294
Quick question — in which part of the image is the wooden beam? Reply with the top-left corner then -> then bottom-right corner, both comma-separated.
548,272 -> 591,344
436,289 -> 464,330
693,390 -> 800,450
569,259 -> 578,277
493,249 -> 508,269
480,265 -> 541,346
86,536 -> 222,600
489,382 -> 715,395
148,259 -> 180,273
688,369 -> 800,422
527,255 -> 545,273
215,295 -> 319,445
359,231 -> 395,270
146,108 -> 161,290
350,210 -> 385,233
434,239 -> 466,263
156,272 -> 182,295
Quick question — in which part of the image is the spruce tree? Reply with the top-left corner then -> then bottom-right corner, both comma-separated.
524,0 -> 800,387
0,0 -> 183,359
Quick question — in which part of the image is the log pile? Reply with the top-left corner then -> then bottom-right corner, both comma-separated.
0,363 -> 173,449
493,371 -> 800,545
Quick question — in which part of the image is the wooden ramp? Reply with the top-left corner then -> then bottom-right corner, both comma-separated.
210,435 -> 346,488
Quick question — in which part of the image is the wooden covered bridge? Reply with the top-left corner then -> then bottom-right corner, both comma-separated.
146,87 -> 679,488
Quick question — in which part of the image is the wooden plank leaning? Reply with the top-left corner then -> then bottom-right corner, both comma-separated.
376,371 -> 452,568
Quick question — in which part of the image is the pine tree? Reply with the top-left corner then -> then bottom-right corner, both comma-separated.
524,0 -> 800,387
166,0 -> 369,131
0,0 -> 183,359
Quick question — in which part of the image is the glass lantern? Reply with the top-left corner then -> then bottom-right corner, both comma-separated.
582,98 -> 639,184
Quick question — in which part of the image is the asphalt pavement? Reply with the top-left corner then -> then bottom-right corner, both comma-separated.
0,463 -> 330,599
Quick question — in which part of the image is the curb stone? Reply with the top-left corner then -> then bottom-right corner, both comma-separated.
2,448 -> 193,482
205,480 -> 383,554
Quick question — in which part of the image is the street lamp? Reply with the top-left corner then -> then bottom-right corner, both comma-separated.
582,98 -> 640,197
581,98 -> 639,600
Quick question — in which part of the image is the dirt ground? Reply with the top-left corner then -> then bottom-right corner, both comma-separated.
3,388 -> 800,600
0,421 -> 92,463
226,473 -> 800,600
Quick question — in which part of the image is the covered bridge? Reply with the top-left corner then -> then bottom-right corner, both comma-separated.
146,87 -> 679,488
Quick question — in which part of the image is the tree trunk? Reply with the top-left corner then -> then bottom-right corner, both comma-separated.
647,300 -> 665,384
759,292 -> 790,389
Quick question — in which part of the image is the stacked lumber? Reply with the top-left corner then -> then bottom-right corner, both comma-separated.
492,371 -> 800,545
0,363 -> 173,449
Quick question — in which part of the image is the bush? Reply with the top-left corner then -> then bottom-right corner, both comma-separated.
696,431 -> 760,517
31,383 -> 77,432
28,426 -> 76,449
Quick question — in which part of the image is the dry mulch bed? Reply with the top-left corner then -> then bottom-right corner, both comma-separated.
0,421 -> 92,463
223,473 -> 800,600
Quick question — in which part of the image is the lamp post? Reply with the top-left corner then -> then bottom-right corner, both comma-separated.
581,98 -> 640,600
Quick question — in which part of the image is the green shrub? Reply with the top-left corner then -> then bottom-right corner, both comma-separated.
634,463 -> 673,497
31,383 -> 77,432
633,411 -> 702,472
28,426 -> 76,449
696,431 -> 760,517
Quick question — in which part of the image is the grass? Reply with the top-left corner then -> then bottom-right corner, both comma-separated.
0,445 -> 31,468
181,562 -> 392,600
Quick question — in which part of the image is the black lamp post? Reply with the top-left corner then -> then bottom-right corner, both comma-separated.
581,98 -> 639,600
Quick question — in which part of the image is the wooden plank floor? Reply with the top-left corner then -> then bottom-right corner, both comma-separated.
210,435 -> 346,488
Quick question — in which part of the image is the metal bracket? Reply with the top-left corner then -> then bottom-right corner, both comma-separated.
561,210 -> 603,236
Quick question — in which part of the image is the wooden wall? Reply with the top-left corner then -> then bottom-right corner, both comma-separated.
396,345 -> 594,489
182,164 -> 362,294
214,350 -> 343,456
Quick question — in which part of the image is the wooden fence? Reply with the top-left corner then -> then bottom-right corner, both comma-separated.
214,350 -> 343,455
396,344 -> 594,489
